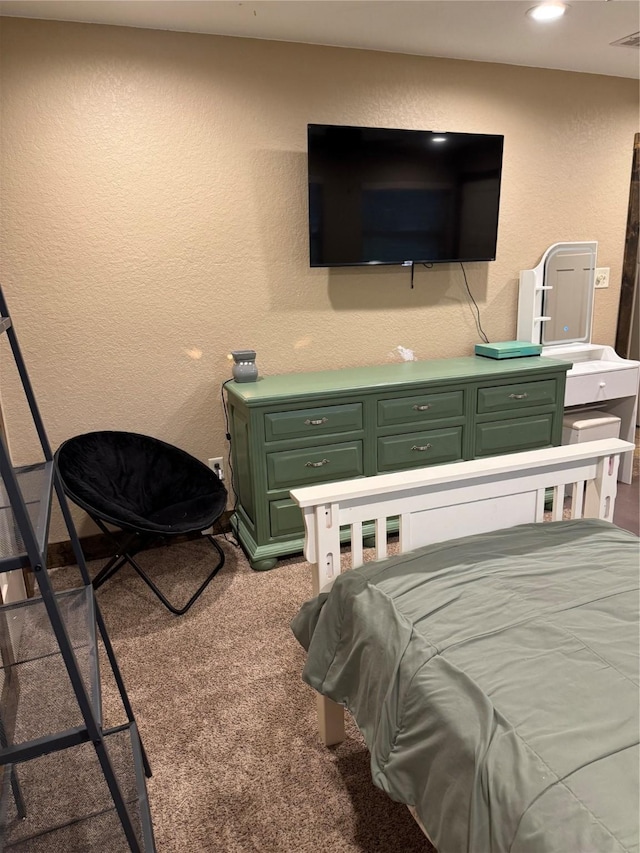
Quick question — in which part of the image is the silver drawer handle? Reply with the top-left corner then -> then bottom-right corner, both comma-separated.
304,417 -> 328,426
508,393 -> 528,400
411,444 -> 432,452
305,458 -> 330,468
412,404 -> 431,411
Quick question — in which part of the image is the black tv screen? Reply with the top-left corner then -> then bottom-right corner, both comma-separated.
308,124 -> 504,268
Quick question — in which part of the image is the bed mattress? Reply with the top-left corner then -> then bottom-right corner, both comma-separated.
291,519 -> 640,853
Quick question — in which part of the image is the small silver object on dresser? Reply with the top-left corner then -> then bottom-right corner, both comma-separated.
230,349 -> 258,383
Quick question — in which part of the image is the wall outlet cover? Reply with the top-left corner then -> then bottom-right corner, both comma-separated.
208,457 -> 224,480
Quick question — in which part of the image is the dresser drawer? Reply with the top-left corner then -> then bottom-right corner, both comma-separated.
267,440 -> 364,490
269,499 -> 304,539
377,427 -> 463,472
378,390 -> 464,427
475,414 -> 554,457
477,379 -> 557,414
264,403 -> 362,442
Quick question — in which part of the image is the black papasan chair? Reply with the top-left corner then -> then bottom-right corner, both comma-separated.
55,431 -> 228,615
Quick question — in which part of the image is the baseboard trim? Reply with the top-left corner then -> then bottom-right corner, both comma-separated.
47,511 -> 234,569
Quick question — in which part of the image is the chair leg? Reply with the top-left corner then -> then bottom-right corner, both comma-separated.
92,553 -> 128,590
91,531 -> 147,590
88,515 -> 226,615
119,535 -> 226,616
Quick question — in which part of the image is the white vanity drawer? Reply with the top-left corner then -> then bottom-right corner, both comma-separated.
565,366 -> 639,407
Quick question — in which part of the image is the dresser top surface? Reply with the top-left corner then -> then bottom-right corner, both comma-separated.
225,356 -> 571,404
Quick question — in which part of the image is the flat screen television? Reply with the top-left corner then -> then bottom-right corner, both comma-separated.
307,124 -> 504,268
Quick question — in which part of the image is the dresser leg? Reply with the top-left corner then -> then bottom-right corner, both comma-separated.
250,556 -> 278,572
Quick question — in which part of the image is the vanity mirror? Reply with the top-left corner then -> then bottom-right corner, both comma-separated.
517,241 -> 639,483
540,244 -> 595,346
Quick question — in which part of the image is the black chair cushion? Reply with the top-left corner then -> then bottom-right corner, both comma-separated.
55,431 -> 227,535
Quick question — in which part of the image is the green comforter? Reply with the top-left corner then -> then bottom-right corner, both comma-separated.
291,520 -> 640,853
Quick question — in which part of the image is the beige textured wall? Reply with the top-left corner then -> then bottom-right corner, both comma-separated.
0,17 -> 638,541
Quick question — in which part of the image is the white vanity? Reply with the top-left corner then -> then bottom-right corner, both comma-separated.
518,241 -> 639,483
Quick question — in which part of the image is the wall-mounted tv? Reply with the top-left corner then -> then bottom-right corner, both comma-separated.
307,124 -> 504,268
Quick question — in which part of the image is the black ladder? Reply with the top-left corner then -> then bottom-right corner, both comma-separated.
0,287 -> 155,851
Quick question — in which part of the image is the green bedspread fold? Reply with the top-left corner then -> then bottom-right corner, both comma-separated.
291,519 -> 640,853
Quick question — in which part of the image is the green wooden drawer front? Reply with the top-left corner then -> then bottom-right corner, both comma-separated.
378,390 -> 464,427
267,440 -> 364,490
477,379 -> 557,414
475,414 -> 554,457
269,499 -> 304,538
264,403 -> 363,442
377,426 -> 463,472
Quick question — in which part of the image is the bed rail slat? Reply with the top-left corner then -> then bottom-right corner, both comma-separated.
375,517 -> 387,560
399,512 -> 412,553
570,481 -> 585,519
551,485 -> 564,521
351,521 -> 363,569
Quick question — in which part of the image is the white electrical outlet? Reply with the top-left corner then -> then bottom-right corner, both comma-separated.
208,456 -> 224,480
594,267 -> 610,289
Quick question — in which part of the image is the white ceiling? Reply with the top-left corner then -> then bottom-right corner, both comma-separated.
1,0 -> 639,79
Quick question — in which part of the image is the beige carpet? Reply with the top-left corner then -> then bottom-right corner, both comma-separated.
50,537 -> 434,853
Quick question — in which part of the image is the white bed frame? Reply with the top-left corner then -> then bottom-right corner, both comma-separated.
290,438 -> 634,746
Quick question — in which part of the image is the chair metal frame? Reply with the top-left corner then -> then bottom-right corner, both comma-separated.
90,517 -> 226,615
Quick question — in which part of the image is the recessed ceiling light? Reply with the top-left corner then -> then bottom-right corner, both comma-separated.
527,2 -> 568,22
431,137 -> 447,143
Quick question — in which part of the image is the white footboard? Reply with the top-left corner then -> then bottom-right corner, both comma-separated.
290,438 -> 633,745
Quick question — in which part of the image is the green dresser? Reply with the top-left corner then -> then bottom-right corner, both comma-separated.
224,356 -> 570,570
